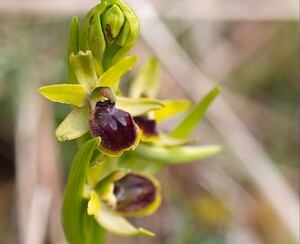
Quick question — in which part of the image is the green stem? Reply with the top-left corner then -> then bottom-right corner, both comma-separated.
102,44 -> 114,71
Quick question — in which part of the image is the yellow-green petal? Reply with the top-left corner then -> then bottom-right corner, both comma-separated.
38,84 -> 88,107
96,56 -> 137,90
116,96 -> 164,117
88,191 -> 101,216
55,106 -> 90,141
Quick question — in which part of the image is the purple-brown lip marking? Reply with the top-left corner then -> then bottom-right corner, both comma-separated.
89,100 -> 137,154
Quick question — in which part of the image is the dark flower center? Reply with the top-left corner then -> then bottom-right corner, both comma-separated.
113,173 -> 156,213
89,100 -> 137,154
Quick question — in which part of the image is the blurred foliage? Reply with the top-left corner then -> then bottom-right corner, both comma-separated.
229,22 -> 299,168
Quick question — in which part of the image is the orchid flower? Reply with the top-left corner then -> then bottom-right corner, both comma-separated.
38,0 -> 222,242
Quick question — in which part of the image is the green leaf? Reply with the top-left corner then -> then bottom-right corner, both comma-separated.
62,137 -> 101,244
154,100 -> 191,122
170,86 -> 221,139
70,51 -> 98,90
135,143 -> 222,164
116,96 -> 164,117
96,56 -> 137,90
55,106 -> 90,141
68,16 -> 79,84
129,58 -> 161,99
94,203 -> 154,237
38,84 -> 88,107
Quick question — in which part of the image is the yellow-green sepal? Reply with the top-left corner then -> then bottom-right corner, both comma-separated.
38,84 -> 88,107
70,51 -> 98,90
116,96 -> 164,117
129,58 -> 161,99
94,203 -> 154,237
55,106 -> 90,141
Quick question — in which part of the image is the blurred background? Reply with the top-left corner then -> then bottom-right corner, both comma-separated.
0,0 -> 299,243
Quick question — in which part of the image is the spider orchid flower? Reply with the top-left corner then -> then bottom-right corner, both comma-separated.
39,51 -> 163,156
62,138 -> 161,242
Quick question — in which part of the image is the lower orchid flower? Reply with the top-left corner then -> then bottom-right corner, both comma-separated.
87,169 -> 161,236
62,138 -> 161,241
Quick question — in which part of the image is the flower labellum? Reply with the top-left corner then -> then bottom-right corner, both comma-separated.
133,116 -> 158,138
113,173 -> 159,215
89,100 -> 139,156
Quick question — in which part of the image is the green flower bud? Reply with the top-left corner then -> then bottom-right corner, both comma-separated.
79,3 -> 107,58
102,4 -> 125,44
115,19 -> 130,47
77,1 -> 140,71
102,0 -> 140,69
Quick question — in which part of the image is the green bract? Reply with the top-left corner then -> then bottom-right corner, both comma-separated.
62,138 -> 103,243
